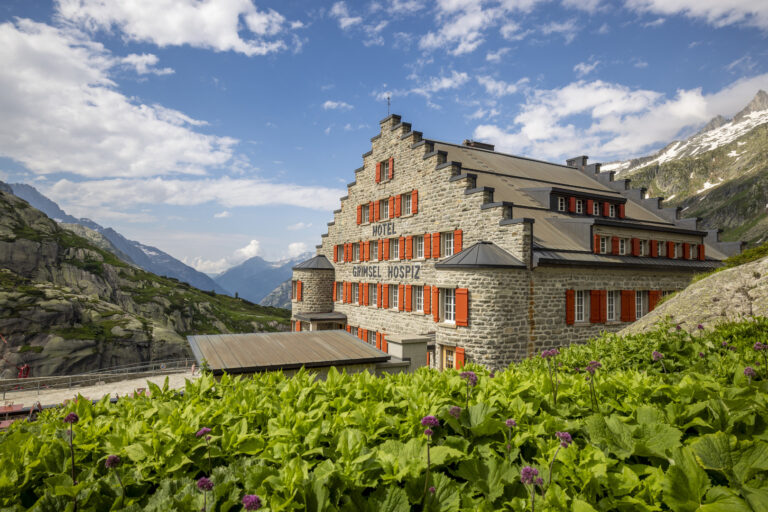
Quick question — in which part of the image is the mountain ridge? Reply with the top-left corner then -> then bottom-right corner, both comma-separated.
214,251 -> 312,304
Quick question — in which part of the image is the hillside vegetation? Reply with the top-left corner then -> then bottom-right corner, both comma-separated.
2,318 -> 768,511
0,188 -> 289,377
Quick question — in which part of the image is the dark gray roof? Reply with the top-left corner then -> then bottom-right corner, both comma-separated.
187,330 -> 389,374
435,241 -> 526,269
294,312 -> 347,322
293,254 -> 334,270
534,250 -> 722,270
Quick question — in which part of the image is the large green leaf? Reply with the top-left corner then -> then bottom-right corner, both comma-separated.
662,447 -> 711,512
585,414 -> 635,460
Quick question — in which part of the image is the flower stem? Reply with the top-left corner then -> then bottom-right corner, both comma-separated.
69,424 -> 77,512
530,485 -> 536,512
115,469 -> 126,497
547,446 -> 561,493
422,439 -> 431,502
205,438 -> 213,475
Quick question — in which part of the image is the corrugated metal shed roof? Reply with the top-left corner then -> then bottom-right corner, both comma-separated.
435,241 -> 525,269
187,331 -> 389,374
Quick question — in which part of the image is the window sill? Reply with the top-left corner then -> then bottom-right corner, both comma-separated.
437,322 -> 457,329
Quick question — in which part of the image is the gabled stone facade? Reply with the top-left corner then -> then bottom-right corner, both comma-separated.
291,114 -> 739,371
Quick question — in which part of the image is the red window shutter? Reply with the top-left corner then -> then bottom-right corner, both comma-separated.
620,290 -> 636,322
369,201 -> 374,220
698,244 -> 705,261
456,288 -> 469,327
332,281 -> 337,301
611,237 -> 620,255
628,292 -> 636,322
432,287 -> 440,322
618,204 -> 625,219
398,284 -> 404,311
568,196 -> 576,213
667,241 -> 675,259
650,240 -> 658,258
399,236 -> 405,259
297,281 -> 302,301
382,334 -> 388,353
388,157 -> 394,179
427,352 -> 430,366
376,332 -> 381,350
382,284 -> 389,309
565,290 -> 575,325
631,238 -> 640,256
648,290 -> 661,311
374,201 -> 380,221
454,229 -> 463,253
603,202 -> 610,217
395,195 -> 401,217
362,283 -> 368,306
600,290 -> 608,323
360,328 -> 366,341
346,324 -> 351,333
455,347 -> 465,369
593,234 -> 601,254
432,232 -> 441,258
377,283 -> 382,308
388,196 -> 395,219
296,321 -> 301,332
356,205 -> 362,225
378,239 -> 383,261
587,199 -> 594,215
683,243 -> 690,259
364,241 -> 370,261
590,290 -> 601,323
405,284 -> 412,312
375,162 -> 381,183
383,238 -> 390,260
412,189 -> 418,214
333,245 -> 338,262
424,285 -> 431,314
424,233 -> 431,258
405,236 -> 413,259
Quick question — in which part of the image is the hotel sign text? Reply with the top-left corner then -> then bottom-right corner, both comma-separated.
352,264 -> 421,280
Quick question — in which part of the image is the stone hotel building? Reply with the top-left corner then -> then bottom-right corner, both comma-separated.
291,114 -> 741,370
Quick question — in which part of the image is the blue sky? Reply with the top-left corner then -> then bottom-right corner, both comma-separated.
0,0 -> 767,273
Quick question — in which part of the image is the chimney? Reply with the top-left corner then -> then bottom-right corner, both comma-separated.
463,139 -> 495,151
566,155 -> 588,169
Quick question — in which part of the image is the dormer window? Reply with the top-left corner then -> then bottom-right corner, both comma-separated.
600,236 -> 608,254
575,199 -> 584,214
557,196 -> 566,212
619,238 -> 626,255
592,201 -> 600,216
609,204 -> 616,217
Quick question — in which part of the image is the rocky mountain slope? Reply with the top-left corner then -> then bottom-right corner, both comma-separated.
603,91 -> 768,247
0,185 -> 290,377
9,183 -> 229,294
259,280 -> 292,309
214,252 -> 312,304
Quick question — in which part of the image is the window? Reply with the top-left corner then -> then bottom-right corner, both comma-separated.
370,283 -> 378,307
575,199 -> 584,214
403,193 -> 412,215
415,235 -> 424,258
336,282 -> 343,301
370,240 -> 378,261
367,330 -> 376,345
607,290 -> 619,321
575,290 -> 586,322
636,291 -> 647,319
389,285 -> 398,310
380,159 -> 390,181
414,285 -> 424,312
361,204 -> 370,223
337,244 -> 345,262
659,240 -> 667,257
390,237 -> 399,260
353,243 -> 360,261
619,238 -> 626,255
639,240 -> 647,256
380,199 -> 389,219
557,196 -> 566,212
592,201 -> 600,216
353,283 -> 359,304
609,204 -> 616,217
444,289 -> 456,323
675,243 -> 681,259
442,231 -> 454,257
291,280 -> 298,300
444,347 -> 455,370
691,245 -> 698,259
599,236 -> 607,254
351,326 -> 358,337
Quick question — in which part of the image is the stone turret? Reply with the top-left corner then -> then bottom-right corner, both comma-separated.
291,255 -> 335,327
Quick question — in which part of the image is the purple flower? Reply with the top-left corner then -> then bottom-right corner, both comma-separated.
729,346 -> 737,352
721,341 -> 729,347
424,428 -> 433,437
586,360 -> 602,375
556,431 -> 572,448
196,427 -> 212,438
197,477 -> 213,492
541,348 -> 560,359
242,494 -> 262,510
535,477 -> 544,486
652,351 -> 664,362
449,406 -> 461,419
505,418 -> 517,428
506,443 -> 512,451
460,371 -> 478,387
489,371 -> 496,378
745,367 -> 756,378
105,455 -> 121,469
698,352 -> 705,358
521,466 -> 539,485
429,486 -> 436,494
676,324 -> 681,331
755,342 -> 765,351
421,415 -> 439,428
63,412 -> 79,424
697,324 -> 704,330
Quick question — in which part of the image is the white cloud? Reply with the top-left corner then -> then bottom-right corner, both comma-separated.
330,2 -> 363,29
323,100 -> 354,110
213,211 -> 230,218
184,239 -> 261,274
287,242 -> 307,257
45,176 -> 345,211
541,19 -> 579,44
486,47 -> 510,62
626,0 -> 768,30
234,239 -> 261,260
467,107 -> 500,120
0,19 -> 236,178
573,60 -> 600,76
562,0 -> 602,12
324,125 -> 333,135
477,76 -> 525,97
413,70 -> 470,96
472,73 -> 768,162
287,222 -> 312,230
420,2 -> 499,55
500,21 -> 532,41
643,17 -> 666,27
121,53 -> 174,75
634,59 -> 649,68
56,0 -> 298,56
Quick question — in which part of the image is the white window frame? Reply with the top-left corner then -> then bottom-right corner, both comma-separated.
609,204 -> 616,218
635,291 -> 647,319
444,288 -> 455,324
362,204 -> 369,223
557,196 -> 566,212
599,236 -> 607,254
353,283 -> 359,304
380,159 -> 390,181
691,244 -> 698,259
381,199 -> 389,219
619,238 -> 626,255
338,245 -> 345,262
336,282 -> 343,302
352,326 -> 358,337
353,243 -> 360,261
659,240 -> 666,257
367,330 -> 375,345
442,231 -> 454,257
370,240 -> 378,261
390,285 -> 398,310
414,285 -> 424,312
575,290 -> 586,322
403,193 -> 412,215
390,237 -> 399,260
675,243 -> 681,259
415,235 -> 424,259
607,290 -> 618,321
639,240 -> 647,256
592,201 -> 600,216
370,283 -> 378,307
575,199 -> 584,214
291,280 -> 297,300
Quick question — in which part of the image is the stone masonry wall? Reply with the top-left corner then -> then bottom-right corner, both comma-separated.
292,269 -> 334,316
